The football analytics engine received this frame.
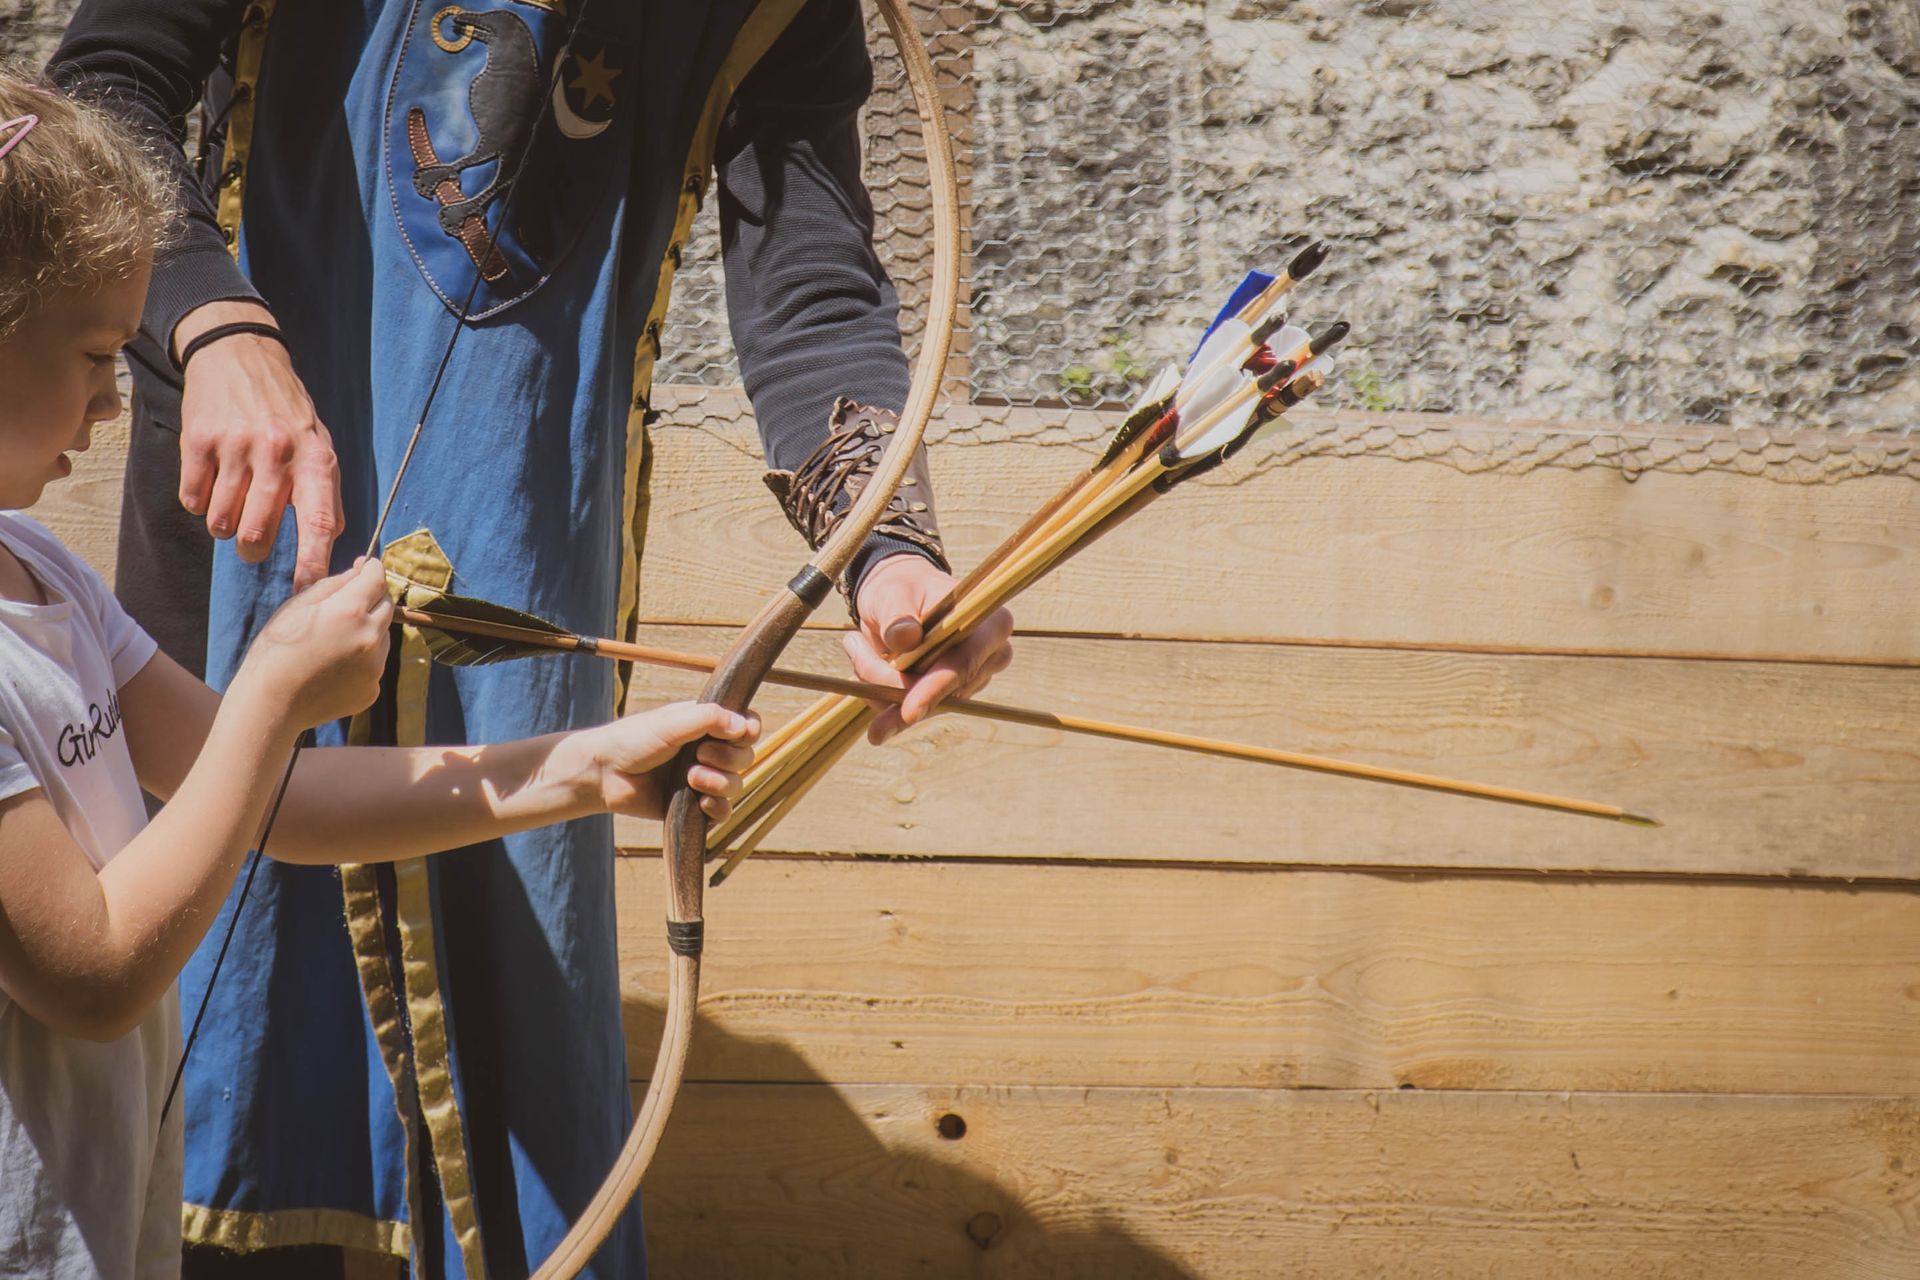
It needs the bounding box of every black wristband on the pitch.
[174,321,286,374]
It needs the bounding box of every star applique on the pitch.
[569,49,621,111]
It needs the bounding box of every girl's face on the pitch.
[0,259,148,510]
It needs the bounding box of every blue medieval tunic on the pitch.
[53,0,932,1275]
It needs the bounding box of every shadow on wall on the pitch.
[624,994,1198,1280]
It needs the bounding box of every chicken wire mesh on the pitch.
[659,0,1918,437]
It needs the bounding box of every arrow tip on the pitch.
[1308,320,1350,356]
[1256,356,1299,392]
[1617,811,1662,829]
[1251,309,1289,345]
[708,865,731,887]
[1288,240,1329,281]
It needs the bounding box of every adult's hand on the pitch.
[173,300,343,590]
[846,553,1014,745]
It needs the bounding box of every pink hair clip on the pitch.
[0,114,40,163]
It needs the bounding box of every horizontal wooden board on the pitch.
[614,627,1920,879]
[37,400,1920,664]
[641,1083,1920,1279]
[615,859,1920,1096]
[635,395,1920,665]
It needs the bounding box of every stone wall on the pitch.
[0,0,64,66]
[670,0,1919,433]
[956,1,1920,431]
[9,0,1914,431]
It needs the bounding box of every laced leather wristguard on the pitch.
[764,399,949,601]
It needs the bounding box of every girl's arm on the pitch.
[0,563,389,1041]
[243,700,753,864]
[124,633,756,867]
[0,693,290,1041]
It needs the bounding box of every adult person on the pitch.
[51,1,1011,1275]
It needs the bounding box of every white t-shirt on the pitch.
[0,511,178,1280]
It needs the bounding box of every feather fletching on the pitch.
[403,591,574,667]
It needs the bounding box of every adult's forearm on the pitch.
[719,115,914,475]
[715,0,943,598]
[49,0,264,358]
[263,733,598,865]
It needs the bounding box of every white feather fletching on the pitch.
[1172,367,1261,459]
[1298,351,1336,380]
[1267,322,1312,369]
[1129,364,1182,415]
[1182,318,1252,398]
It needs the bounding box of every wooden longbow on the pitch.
[525,2,961,1273]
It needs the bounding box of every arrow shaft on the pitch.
[708,717,867,887]
[394,606,1653,827]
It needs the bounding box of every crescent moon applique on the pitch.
[553,44,619,140]
[386,0,632,318]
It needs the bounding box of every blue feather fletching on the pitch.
[1192,270,1276,360]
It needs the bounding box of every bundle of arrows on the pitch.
[693,242,1659,882]
[395,240,1657,887]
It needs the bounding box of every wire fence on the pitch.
[10,0,1913,434]
[660,1,1918,436]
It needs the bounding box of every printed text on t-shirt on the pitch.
[58,689,123,767]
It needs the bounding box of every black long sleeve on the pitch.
[716,0,944,593]
[48,0,264,372]
[50,0,944,598]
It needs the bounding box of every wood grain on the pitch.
[615,859,1920,1096]
[614,627,1920,879]
[34,416,127,584]
[632,403,1920,665]
[36,402,1920,666]
[640,1083,1920,1279]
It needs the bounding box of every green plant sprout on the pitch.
[1059,331,1160,404]
[1346,365,1398,412]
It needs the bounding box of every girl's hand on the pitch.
[574,702,760,822]
[235,559,393,732]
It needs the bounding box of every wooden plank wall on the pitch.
[613,389,1920,1277]
[37,396,1920,1277]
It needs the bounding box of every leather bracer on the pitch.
[763,398,949,600]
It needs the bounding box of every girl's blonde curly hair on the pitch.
[0,65,175,341]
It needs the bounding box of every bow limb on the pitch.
[528,1,959,1274]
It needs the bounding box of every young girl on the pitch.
[0,78,756,1278]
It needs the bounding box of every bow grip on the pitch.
[659,576,827,949]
